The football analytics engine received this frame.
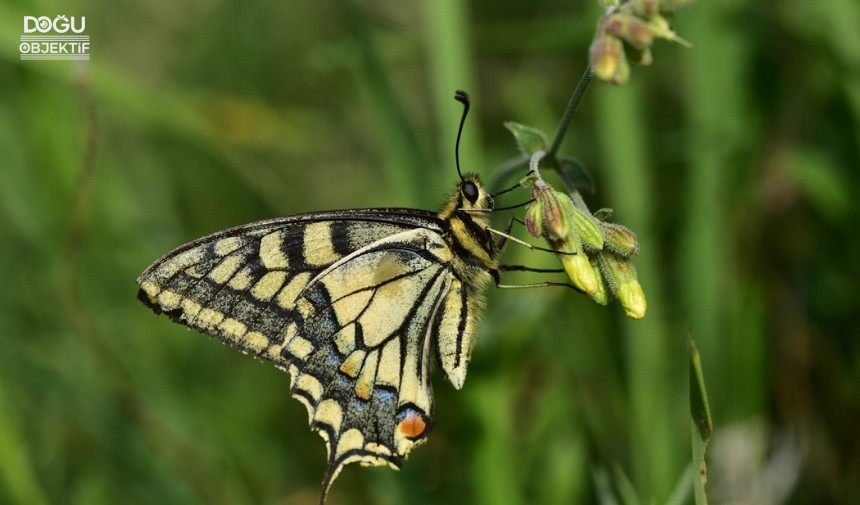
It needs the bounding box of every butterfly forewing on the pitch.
[138,210,439,362]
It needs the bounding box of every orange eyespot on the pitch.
[397,412,427,439]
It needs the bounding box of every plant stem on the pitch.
[490,65,594,196]
[547,65,594,161]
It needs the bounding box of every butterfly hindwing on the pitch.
[285,228,457,495]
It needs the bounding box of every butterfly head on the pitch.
[439,172,494,221]
[459,173,493,211]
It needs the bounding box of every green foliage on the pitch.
[689,338,713,505]
[504,121,548,156]
[1,1,859,505]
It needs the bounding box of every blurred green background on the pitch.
[1,0,858,504]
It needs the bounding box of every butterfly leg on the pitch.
[490,217,577,256]
[495,261,582,292]
[495,280,580,290]
[490,217,585,291]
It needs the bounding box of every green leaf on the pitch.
[689,336,713,505]
[559,156,596,193]
[503,121,548,156]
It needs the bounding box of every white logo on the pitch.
[20,16,89,61]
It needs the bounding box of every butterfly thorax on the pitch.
[437,174,500,288]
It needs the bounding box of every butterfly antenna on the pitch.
[454,90,470,180]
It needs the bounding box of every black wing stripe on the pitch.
[184,248,263,321]
[402,269,448,384]
[454,280,469,369]
[329,220,353,258]
[158,242,255,304]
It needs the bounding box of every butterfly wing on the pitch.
[137,209,468,498]
[287,226,458,498]
[137,209,441,360]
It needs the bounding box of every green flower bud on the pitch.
[601,222,640,256]
[572,207,605,251]
[647,14,692,47]
[529,184,576,245]
[524,200,543,238]
[612,54,631,85]
[605,13,654,49]
[632,0,660,17]
[561,251,599,295]
[589,257,610,305]
[618,277,647,319]
[599,253,647,319]
[590,34,625,82]
[520,179,596,294]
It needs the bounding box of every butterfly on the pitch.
[137,91,530,503]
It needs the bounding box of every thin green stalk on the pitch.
[549,65,594,212]
[547,65,594,161]
[490,65,593,195]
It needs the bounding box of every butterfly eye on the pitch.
[462,181,479,204]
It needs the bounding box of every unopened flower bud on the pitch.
[612,55,631,85]
[572,207,605,251]
[604,13,654,49]
[599,253,647,319]
[647,14,692,47]
[601,222,640,256]
[590,34,625,82]
[528,184,576,244]
[524,200,543,238]
[632,0,660,17]
[618,278,647,319]
[562,252,599,295]
[589,258,610,305]
[522,180,599,295]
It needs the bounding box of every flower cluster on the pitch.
[590,0,694,84]
[522,172,646,319]
[503,122,647,319]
